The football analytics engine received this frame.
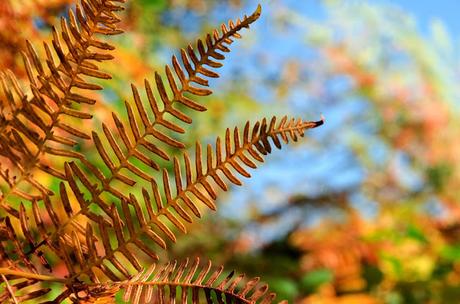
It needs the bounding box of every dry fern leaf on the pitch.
[0,1,324,303]
[0,4,263,288]
[0,0,125,213]
[37,4,261,249]
[119,258,280,304]
[69,258,284,304]
[62,116,323,282]
[74,4,262,201]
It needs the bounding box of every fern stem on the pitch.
[1,274,19,304]
[0,268,66,283]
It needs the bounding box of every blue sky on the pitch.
[216,0,460,228]
[270,0,460,38]
[379,0,459,37]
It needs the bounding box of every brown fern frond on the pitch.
[0,185,107,302]
[119,258,278,303]
[77,3,262,201]
[0,4,264,288]
[34,4,262,254]
[68,258,283,304]
[0,206,66,302]
[0,0,125,213]
[0,2,325,303]
[64,116,322,282]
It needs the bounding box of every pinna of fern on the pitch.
[0,0,323,303]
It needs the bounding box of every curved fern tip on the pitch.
[249,4,262,21]
[309,115,325,128]
[256,4,262,16]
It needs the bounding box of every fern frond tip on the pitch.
[307,116,325,129]
[247,4,262,24]
[255,4,263,18]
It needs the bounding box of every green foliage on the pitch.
[426,163,452,193]
[300,269,334,293]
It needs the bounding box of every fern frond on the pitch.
[120,258,279,304]
[63,116,322,282]
[78,4,262,201]
[33,4,262,255]
[0,2,325,303]
[0,5,264,289]
[67,258,283,304]
[0,0,125,212]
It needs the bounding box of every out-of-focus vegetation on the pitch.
[2,0,460,303]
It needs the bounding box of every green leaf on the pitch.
[426,162,452,193]
[406,225,428,244]
[363,265,383,289]
[440,245,460,261]
[300,268,334,293]
[268,278,299,302]
[138,0,167,11]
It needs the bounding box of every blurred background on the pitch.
[2,0,460,303]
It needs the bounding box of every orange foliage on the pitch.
[301,286,381,304]
[292,211,379,296]
[0,0,72,75]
